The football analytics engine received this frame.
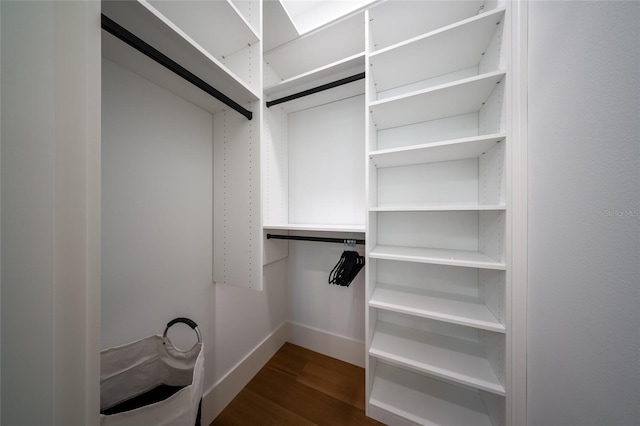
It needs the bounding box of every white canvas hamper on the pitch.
[100,318,204,426]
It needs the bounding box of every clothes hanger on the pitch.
[328,240,364,287]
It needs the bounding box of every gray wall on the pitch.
[527,1,640,424]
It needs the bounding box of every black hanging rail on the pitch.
[267,234,365,245]
[266,72,366,108]
[101,14,253,121]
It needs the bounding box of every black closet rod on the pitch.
[266,72,366,108]
[267,234,365,245]
[101,14,253,121]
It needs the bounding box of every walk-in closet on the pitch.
[2,1,638,425]
[97,0,583,423]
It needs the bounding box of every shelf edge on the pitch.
[265,52,366,94]
[369,247,506,270]
[369,7,506,58]
[263,224,366,233]
[368,70,506,108]
[369,205,507,212]
[369,299,506,333]
[368,132,506,158]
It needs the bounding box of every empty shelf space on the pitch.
[271,79,365,113]
[370,283,505,333]
[369,245,505,270]
[265,52,365,96]
[147,0,259,58]
[265,12,364,82]
[101,0,260,107]
[369,8,505,93]
[369,71,505,130]
[368,0,486,52]
[370,321,505,395]
[369,362,494,426]
[369,133,506,168]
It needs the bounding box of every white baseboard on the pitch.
[287,321,365,368]
[200,321,288,425]
[201,321,365,424]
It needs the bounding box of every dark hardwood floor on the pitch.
[211,343,385,426]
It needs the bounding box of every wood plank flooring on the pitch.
[211,343,385,426]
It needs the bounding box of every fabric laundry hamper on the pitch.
[100,318,204,426]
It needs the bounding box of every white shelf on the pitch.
[276,80,365,113]
[370,204,506,212]
[369,133,506,168]
[102,0,260,115]
[264,224,365,233]
[370,362,494,426]
[368,0,485,52]
[370,283,505,333]
[365,1,512,424]
[369,245,505,270]
[265,12,364,81]
[265,52,365,96]
[369,8,505,93]
[370,321,505,395]
[369,71,505,130]
[147,0,259,58]
[265,52,366,113]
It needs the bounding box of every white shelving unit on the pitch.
[370,282,505,333]
[369,8,505,94]
[365,1,511,425]
[265,11,364,85]
[102,0,263,290]
[263,7,366,239]
[370,321,505,395]
[265,52,365,97]
[369,133,506,168]
[369,70,506,129]
[369,245,505,270]
[102,0,260,114]
[264,224,365,233]
[368,0,488,52]
[147,0,259,58]
[369,362,494,426]
[265,52,365,113]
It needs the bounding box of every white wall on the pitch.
[527,2,640,425]
[287,233,366,364]
[284,96,367,365]
[1,1,101,424]
[101,58,214,351]
[102,58,288,408]
[288,95,366,226]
